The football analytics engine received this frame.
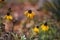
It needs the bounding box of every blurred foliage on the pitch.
[43,0,60,22]
[0,1,6,8]
[0,19,2,25]
[38,22,58,40]
[0,19,60,40]
[11,32,19,40]
[0,3,4,8]
[19,0,24,3]
[28,0,39,5]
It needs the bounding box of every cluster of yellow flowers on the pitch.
[33,24,49,35]
[24,10,49,34]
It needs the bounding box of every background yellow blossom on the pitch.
[33,27,39,33]
[41,24,49,31]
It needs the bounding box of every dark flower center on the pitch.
[7,12,10,16]
[28,10,32,14]
[44,22,47,26]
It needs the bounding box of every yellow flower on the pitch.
[0,0,4,2]
[24,10,35,19]
[33,27,39,33]
[41,24,49,31]
[4,15,13,21]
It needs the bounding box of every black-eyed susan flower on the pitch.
[4,12,13,21]
[41,22,49,31]
[0,0,4,2]
[24,10,35,19]
[33,26,39,34]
